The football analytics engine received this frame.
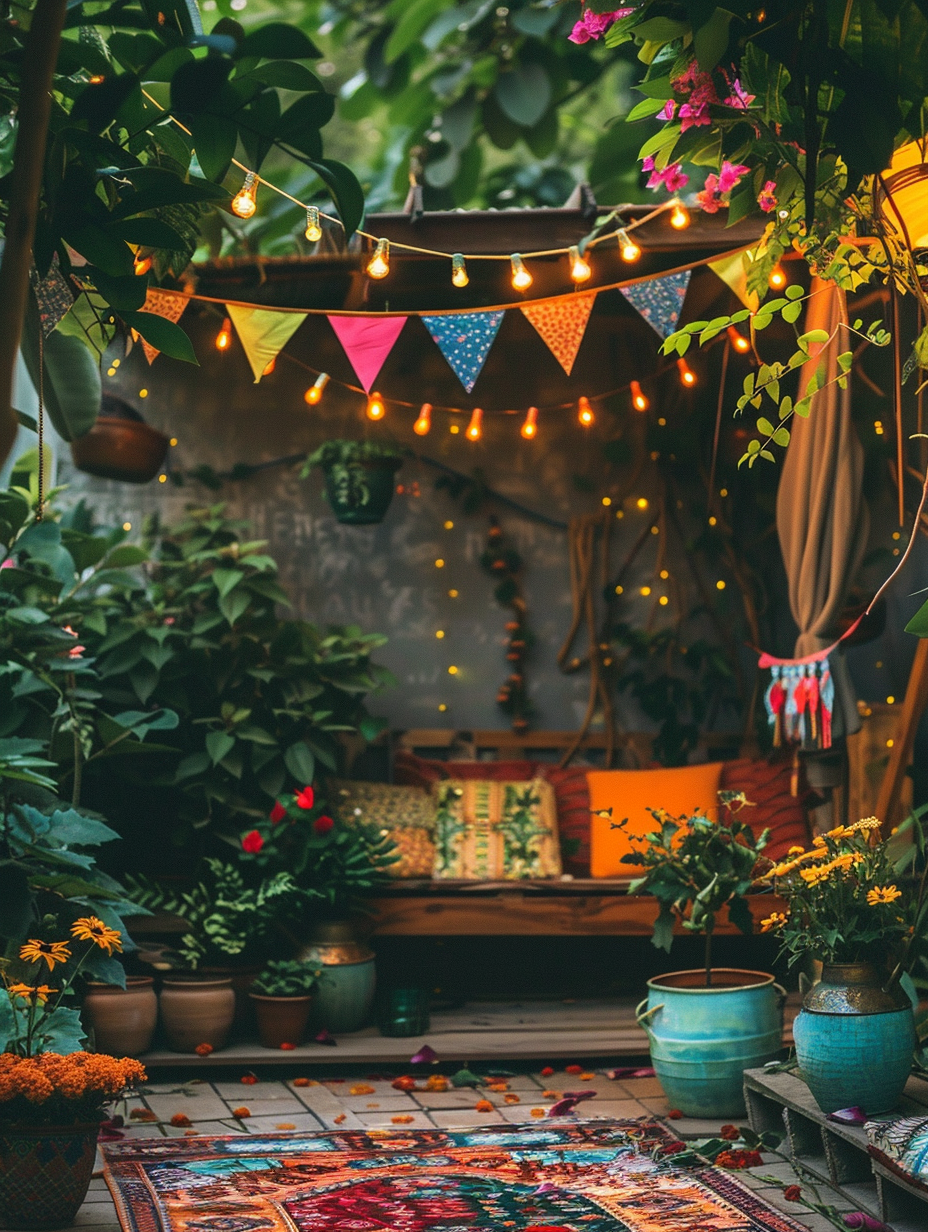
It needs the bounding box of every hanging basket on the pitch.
[70,416,169,484]
[321,457,402,525]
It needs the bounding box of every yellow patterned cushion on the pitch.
[432,779,562,880]
[330,781,436,879]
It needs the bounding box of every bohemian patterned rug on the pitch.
[103,1121,805,1232]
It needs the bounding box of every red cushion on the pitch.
[719,756,811,862]
[540,765,591,876]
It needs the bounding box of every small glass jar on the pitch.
[378,987,431,1037]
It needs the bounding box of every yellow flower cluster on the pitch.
[71,917,122,955]
[760,911,788,932]
[799,851,862,886]
[767,847,830,878]
[0,1053,146,1105]
[6,983,57,1003]
[19,940,71,971]
[867,885,902,906]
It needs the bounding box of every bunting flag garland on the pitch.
[32,254,73,337]
[228,304,308,382]
[708,249,758,312]
[421,310,505,393]
[620,270,691,339]
[520,292,596,375]
[327,315,408,392]
[137,288,191,364]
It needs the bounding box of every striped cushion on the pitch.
[719,757,811,862]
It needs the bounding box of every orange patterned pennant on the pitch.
[138,289,190,364]
[520,292,596,375]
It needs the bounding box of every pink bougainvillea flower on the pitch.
[241,829,264,854]
[641,155,655,173]
[61,625,86,658]
[658,99,676,120]
[724,77,755,109]
[679,101,712,132]
[568,6,635,44]
[696,174,722,213]
[717,161,749,193]
[269,801,286,824]
[295,785,315,810]
[314,814,334,836]
[661,163,689,193]
[758,180,778,212]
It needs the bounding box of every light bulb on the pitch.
[727,325,751,352]
[231,172,258,219]
[215,317,232,351]
[630,380,649,412]
[510,253,532,291]
[521,406,538,439]
[769,263,787,289]
[414,403,432,435]
[677,357,696,386]
[669,202,690,229]
[262,357,276,376]
[304,373,329,405]
[466,407,483,440]
[578,396,594,426]
[366,391,386,420]
[367,238,390,279]
[304,206,322,243]
[133,254,152,276]
[451,253,469,288]
[619,229,641,262]
[569,245,592,284]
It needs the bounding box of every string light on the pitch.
[304,373,330,405]
[726,325,750,352]
[769,264,787,289]
[215,317,232,350]
[304,206,322,242]
[669,202,690,229]
[630,380,649,412]
[366,391,386,420]
[133,254,152,276]
[677,357,696,386]
[231,172,258,219]
[139,388,148,398]
[577,396,594,426]
[451,253,469,288]
[521,406,539,439]
[618,229,641,262]
[466,407,483,440]
[510,253,532,291]
[414,403,433,435]
[367,238,390,279]
[568,245,592,284]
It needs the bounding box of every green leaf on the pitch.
[120,309,198,364]
[212,567,245,599]
[798,328,830,351]
[170,57,233,114]
[304,159,365,238]
[206,730,235,765]
[187,113,237,182]
[782,301,803,324]
[772,427,791,446]
[218,586,250,626]
[110,218,186,249]
[905,597,928,637]
[494,64,552,128]
[694,9,732,72]
[756,417,775,435]
[384,0,448,63]
[237,23,322,60]
[284,740,316,785]
[625,97,669,121]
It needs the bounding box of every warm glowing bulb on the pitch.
[619,230,641,262]
[448,665,458,675]
[262,357,276,376]
[304,206,322,242]
[139,389,148,398]
[231,172,258,219]
[215,317,232,351]
[123,522,132,531]
[510,253,532,291]
[677,357,696,387]
[367,238,390,279]
[304,373,330,405]
[669,202,690,230]
[769,264,787,289]
[414,403,433,435]
[521,406,539,439]
[466,407,483,441]
[636,497,648,509]
[569,245,592,284]
[133,254,152,276]
[451,253,469,288]
[630,380,649,412]
[158,473,167,483]
[577,396,594,426]
[366,391,386,420]
[727,325,750,352]
[716,579,726,590]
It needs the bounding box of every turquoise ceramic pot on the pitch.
[793,962,916,1115]
[298,921,376,1035]
[637,968,785,1117]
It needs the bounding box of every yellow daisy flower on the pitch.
[787,846,805,856]
[760,912,788,932]
[19,939,71,971]
[71,916,122,955]
[6,983,35,1000]
[866,885,902,906]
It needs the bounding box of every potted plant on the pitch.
[757,816,922,1115]
[0,918,145,1230]
[302,439,405,524]
[622,793,784,1117]
[249,959,321,1048]
[70,397,170,485]
[82,974,157,1059]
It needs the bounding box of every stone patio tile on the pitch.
[497,1105,556,1123]
[212,1081,293,1100]
[429,1108,506,1127]
[145,1092,230,1122]
[70,1212,120,1228]
[636,1095,673,1116]
[482,1075,544,1090]
[671,1116,750,1139]
[218,1096,307,1118]
[356,1112,436,1129]
[311,1108,365,1130]
[575,1100,649,1119]
[141,1081,213,1094]
[162,1119,249,1137]
[325,1080,407,1097]
[286,1081,345,1110]
[241,1114,325,1133]
[341,1094,419,1112]
[116,1124,167,1139]
[413,1090,493,1109]
[609,1077,666,1097]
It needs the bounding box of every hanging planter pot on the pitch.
[304,440,404,525]
[70,396,169,484]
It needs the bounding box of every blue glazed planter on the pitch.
[793,962,916,1115]
[298,921,377,1035]
[637,968,785,1117]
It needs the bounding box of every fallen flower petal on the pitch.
[783,1186,802,1201]
[130,1108,159,1122]
[275,1123,296,1130]
[315,1030,337,1046]
[392,1114,415,1124]
[240,1074,258,1085]
[232,1107,251,1118]
[719,1124,740,1140]
[843,1216,893,1231]
[667,1109,684,1119]
[565,1064,583,1075]
[547,1091,597,1117]
[606,1066,655,1080]
[195,1042,214,1057]
[392,1075,417,1092]
[410,1044,438,1065]
[279,1042,296,1051]
[475,1099,494,1112]
[351,1084,376,1095]
[333,1114,346,1124]
[504,1093,520,1104]
[827,1106,868,1125]
[530,1108,545,1117]
[292,1077,312,1087]
[540,1066,555,1077]
[170,1113,191,1127]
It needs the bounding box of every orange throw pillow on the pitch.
[588,763,724,877]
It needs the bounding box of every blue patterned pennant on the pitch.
[421,310,505,393]
[620,270,691,339]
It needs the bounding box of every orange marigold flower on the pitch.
[195,1043,214,1057]
[580,1072,595,1081]
[424,1074,449,1091]
[474,1099,493,1112]
[19,939,71,971]
[504,1093,520,1104]
[391,1115,415,1124]
[275,1123,296,1130]
[241,1074,258,1085]
[719,1124,740,1140]
[130,1108,158,1122]
[391,1076,417,1092]
[232,1106,251,1118]
[292,1078,311,1087]
[350,1084,375,1095]
[170,1113,191,1126]
[542,1090,559,1099]
[530,1108,545,1117]
[333,1113,346,1124]
[71,916,122,954]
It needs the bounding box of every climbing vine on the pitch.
[480,517,534,733]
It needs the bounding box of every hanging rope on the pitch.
[36,328,44,521]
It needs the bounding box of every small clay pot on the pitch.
[71,416,169,483]
[159,976,235,1053]
[82,976,157,1057]
[249,994,314,1049]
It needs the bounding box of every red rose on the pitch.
[666,1109,684,1119]
[540,1066,555,1077]
[314,814,334,835]
[783,1186,802,1202]
[195,1042,214,1057]
[270,802,286,824]
[719,1124,740,1140]
[295,785,315,810]
[565,1064,583,1075]
[242,829,264,854]
[716,1149,763,1170]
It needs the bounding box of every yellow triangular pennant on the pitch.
[708,248,758,312]
[137,289,190,364]
[227,304,307,382]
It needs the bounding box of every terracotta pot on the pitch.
[83,976,157,1057]
[198,965,261,1028]
[0,1120,99,1230]
[159,976,235,1053]
[70,416,169,483]
[249,994,314,1049]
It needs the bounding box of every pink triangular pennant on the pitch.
[327,315,407,391]
[520,292,596,375]
[138,289,190,364]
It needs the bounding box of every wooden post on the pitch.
[875,638,928,827]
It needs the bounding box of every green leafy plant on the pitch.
[620,792,768,983]
[251,958,320,998]
[303,440,406,514]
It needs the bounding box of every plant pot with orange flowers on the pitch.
[0,917,146,1230]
